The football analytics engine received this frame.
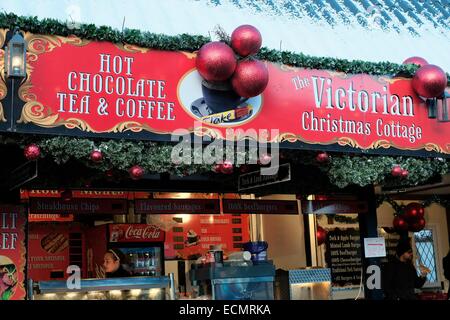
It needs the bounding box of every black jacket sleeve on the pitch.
[414,274,427,289]
[381,261,397,299]
[444,255,450,280]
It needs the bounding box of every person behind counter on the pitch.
[103,249,131,278]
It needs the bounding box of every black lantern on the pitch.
[4,28,27,78]
[436,89,449,122]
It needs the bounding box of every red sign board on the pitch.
[135,199,220,214]
[8,31,448,156]
[222,199,299,214]
[109,224,165,243]
[0,206,26,300]
[29,198,127,215]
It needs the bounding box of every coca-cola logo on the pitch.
[124,225,161,240]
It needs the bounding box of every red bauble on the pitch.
[231,25,262,57]
[316,152,330,163]
[405,202,425,222]
[220,161,234,174]
[401,169,409,178]
[213,164,222,173]
[90,150,103,163]
[231,59,269,98]
[402,56,428,67]
[412,64,447,98]
[24,144,41,160]
[391,165,403,177]
[258,153,272,165]
[129,165,144,180]
[393,216,409,231]
[196,41,237,82]
[408,218,426,232]
[316,226,327,246]
[239,164,250,173]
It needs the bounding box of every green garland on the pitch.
[377,194,450,213]
[2,11,449,82]
[321,155,449,189]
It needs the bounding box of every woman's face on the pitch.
[103,253,120,273]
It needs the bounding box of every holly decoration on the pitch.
[316,226,327,246]
[90,150,103,163]
[220,161,234,174]
[403,56,428,67]
[391,165,403,177]
[393,216,409,232]
[196,41,237,82]
[258,153,272,165]
[129,165,144,180]
[412,64,447,98]
[24,144,41,161]
[316,152,330,163]
[231,24,262,57]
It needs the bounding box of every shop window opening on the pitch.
[413,229,438,287]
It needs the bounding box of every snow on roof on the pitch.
[1,0,449,71]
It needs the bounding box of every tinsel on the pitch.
[1,12,449,82]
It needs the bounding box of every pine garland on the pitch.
[377,194,450,213]
[1,11,449,82]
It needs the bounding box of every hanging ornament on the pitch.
[129,165,144,180]
[213,164,222,173]
[196,41,237,82]
[412,64,447,98]
[24,144,41,161]
[391,165,403,177]
[316,152,330,163]
[393,216,409,231]
[401,169,409,178]
[316,226,327,246]
[258,153,272,165]
[90,150,103,163]
[408,217,426,232]
[405,202,425,221]
[230,25,262,57]
[231,59,269,98]
[402,56,428,67]
[220,161,234,174]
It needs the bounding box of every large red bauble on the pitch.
[129,165,144,180]
[316,226,327,246]
[196,42,236,82]
[412,64,447,98]
[24,144,41,160]
[220,161,234,174]
[90,150,103,163]
[405,202,425,222]
[402,56,428,67]
[231,59,269,98]
[391,165,403,177]
[408,218,426,232]
[393,216,409,231]
[231,25,262,57]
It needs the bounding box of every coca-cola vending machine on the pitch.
[108,224,165,276]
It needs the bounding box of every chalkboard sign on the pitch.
[324,227,362,287]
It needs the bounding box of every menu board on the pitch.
[156,214,250,260]
[0,206,26,300]
[324,227,362,287]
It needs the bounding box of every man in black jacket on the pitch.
[443,250,450,299]
[382,239,429,300]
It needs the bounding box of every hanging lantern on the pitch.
[4,28,27,78]
[436,89,450,122]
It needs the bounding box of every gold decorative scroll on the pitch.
[181,51,197,60]
[0,47,6,122]
[18,101,60,127]
[0,29,7,48]
[279,65,299,72]
[114,43,149,54]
